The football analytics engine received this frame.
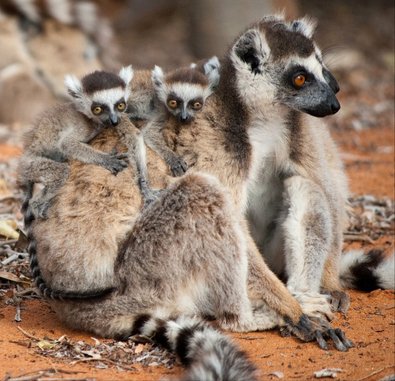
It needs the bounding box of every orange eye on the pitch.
[192,101,202,110]
[167,99,178,109]
[93,106,102,115]
[293,74,306,88]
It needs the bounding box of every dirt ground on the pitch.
[0,125,394,381]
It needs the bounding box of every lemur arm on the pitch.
[116,118,160,206]
[142,119,188,177]
[241,219,351,350]
[59,134,128,175]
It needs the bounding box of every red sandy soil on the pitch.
[0,127,394,381]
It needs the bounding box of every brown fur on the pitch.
[28,16,352,353]
[31,68,304,331]
[166,67,209,86]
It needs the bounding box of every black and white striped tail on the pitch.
[22,183,114,300]
[127,315,258,381]
[340,250,395,291]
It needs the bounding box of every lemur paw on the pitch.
[104,152,129,175]
[292,291,334,321]
[142,189,164,208]
[169,157,189,177]
[30,199,51,219]
[283,314,354,352]
[323,290,350,314]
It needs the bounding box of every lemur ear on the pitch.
[231,29,269,75]
[204,56,221,89]
[291,16,317,39]
[64,74,83,99]
[119,65,134,85]
[204,56,220,74]
[151,65,164,88]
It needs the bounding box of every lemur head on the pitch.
[65,66,133,126]
[229,15,340,117]
[152,57,220,123]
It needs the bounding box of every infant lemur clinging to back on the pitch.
[19,66,155,219]
[142,57,220,176]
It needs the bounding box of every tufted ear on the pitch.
[119,65,134,86]
[204,56,221,89]
[291,16,317,39]
[64,74,83,99]
[151,65,165,89]
[231,29,269,75]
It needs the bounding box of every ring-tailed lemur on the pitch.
[133,15,356,348]
[143,57,220,176]
[230,15,394,315]
[19,66,157,299]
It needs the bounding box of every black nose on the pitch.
[109,114,119,126]
[178,114,191,124]
[331,98,341,114]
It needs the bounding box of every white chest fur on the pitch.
[246,109,290,245]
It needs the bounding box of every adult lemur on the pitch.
[24,16,356,380]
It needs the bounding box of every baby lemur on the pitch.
[142,57,220,176]
[19,67,156,300]
[19,66,154,218]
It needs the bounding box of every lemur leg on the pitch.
[19,156,69,218]
[134,134,164,206]
[281,175,333,319]
[322,248,350,314]
[116,120,163,206]
[245,230,301,328]
[120,173,257,331]
[54,173,256,337]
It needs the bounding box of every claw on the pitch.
[284,314,314,342]
[279,326,292,337]
[315,330,328,350]
[116,153,129,160]
[324,290,350,314]
[170,157,189,177]
[335,328,354,349]
[284,314,353,352]
[327,328,347,352]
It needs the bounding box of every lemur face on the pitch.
[231,15,340,117]
[65,66,134,126]
[165,84,206,123]
[88,87,128,127]
[152,62,220,124]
